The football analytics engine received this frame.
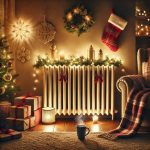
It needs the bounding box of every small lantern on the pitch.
[42,107,55,124]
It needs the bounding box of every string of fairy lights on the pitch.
[32,68,40,91]
[136,5,150,36]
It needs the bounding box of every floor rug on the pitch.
[1,132,150,150]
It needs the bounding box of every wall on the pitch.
[9,0,135,113]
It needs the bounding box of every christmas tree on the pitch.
[0,31,19,101]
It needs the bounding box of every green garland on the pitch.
[64,4,95,36]
[33,56,122,68]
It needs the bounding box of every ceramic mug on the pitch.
[77,125,90,141]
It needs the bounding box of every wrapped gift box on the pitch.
[28,116,36,128]
[10,105,31,119]
[6,116,35,131]
[33,108,42,125]
[0,101,11,129]
[14,96,42,112]
[0,129,22,142]
[0,101,11,119]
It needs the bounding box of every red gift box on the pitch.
[14,96,42,112]
[33,108,42,125]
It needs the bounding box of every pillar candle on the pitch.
[89,45,95,60]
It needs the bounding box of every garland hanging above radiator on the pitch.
[43,65,116,120]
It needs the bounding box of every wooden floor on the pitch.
[30,119,120,132]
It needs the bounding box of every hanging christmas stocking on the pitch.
[101,13,128,52]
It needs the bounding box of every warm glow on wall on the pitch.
[10,18,33,43]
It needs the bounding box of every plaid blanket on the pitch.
[98,77,150,140]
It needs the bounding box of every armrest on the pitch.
[116,75,143,117]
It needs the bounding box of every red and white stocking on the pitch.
[101,13,128,52]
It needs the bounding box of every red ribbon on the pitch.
[59,73,67,82]
[15,95,31,118]
[95,74,103,84]
[16,94,40,110]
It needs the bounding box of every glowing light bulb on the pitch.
[7,55,11,59]
[33,87,37,91]
[85,15,91,22]
[67,13,73,21]
[35,70,40,74]
[73,8,80,14]
[121,68,126,73]
[32,73,36,77]
[11,85,14,88]
[34,79,39,83]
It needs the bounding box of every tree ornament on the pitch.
[17,46,31,63]
[64,4,95,36]
[3,73,12,81]
[102,13,128,51]
[36,16,56,44]
[10,18,33,43]
[0,86,5,95]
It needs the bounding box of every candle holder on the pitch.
[42,107,55,124]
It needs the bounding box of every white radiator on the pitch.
[43,65,115,120]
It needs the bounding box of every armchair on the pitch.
[117,48,150,128]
